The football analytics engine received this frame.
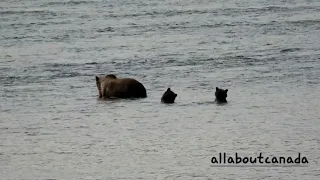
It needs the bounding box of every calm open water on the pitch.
[1,0,320,179]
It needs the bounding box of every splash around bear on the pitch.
[161,88,177,104]
[95,74,147,99]
[215,87,228,103]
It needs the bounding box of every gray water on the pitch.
[1,0,320,179]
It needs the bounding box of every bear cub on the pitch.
[161,88,177,104]
[215,87,228,103]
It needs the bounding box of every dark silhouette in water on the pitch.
[161,88,177,104]
[215,87,228,103]
[95,74,147,99]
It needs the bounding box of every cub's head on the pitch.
[215,87,228,102]
[161,88,177,104]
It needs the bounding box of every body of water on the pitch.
[1,0,319,179]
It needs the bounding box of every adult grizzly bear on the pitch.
[215,87,228,103]
[95,74,147,99]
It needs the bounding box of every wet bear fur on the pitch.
[161,88,177,104]
[95,74,147,99]
[215,87,228,103]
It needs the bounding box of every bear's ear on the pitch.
[167,88,171,91]
[225,89,228,92]
[216,87,219,91]
[95,76,99,81]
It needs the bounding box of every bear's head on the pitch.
[161,88,177,104]
[215,87,228,102]
[105,74,117,79]
[95,76,102,98]
[95,74,118,98]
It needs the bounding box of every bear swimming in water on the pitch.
[161,88,177,104]
[95,74,147,99]
[215,87,228,103]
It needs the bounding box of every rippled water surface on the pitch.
[1,0,320,179]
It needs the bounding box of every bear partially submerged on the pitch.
[215,87,228,103]
[161,88,177,104]
[95,74,147,99]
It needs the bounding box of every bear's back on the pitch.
[105,78,147,98]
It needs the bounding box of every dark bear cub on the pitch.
[215,87,228,103]
[161,88,177,104]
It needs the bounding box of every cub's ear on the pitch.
[167,88,171,91]
[95,76,99,81]
[225,89,228,92]
[216,87,219,91]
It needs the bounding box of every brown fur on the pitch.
[95,74,147,99]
